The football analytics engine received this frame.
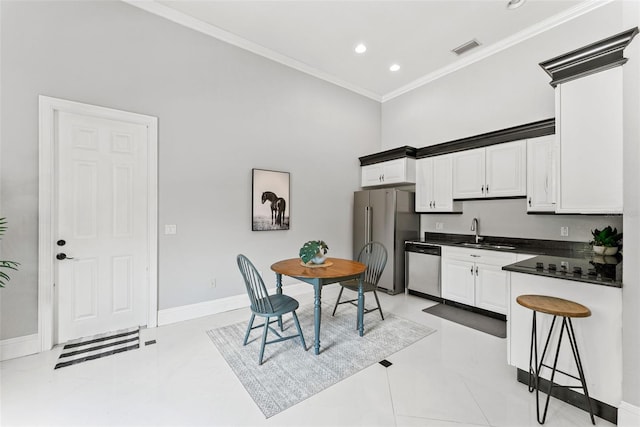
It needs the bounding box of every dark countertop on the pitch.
[405,232,622,287]
[502,254,622,288]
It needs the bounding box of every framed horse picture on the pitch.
[252,169,290,231]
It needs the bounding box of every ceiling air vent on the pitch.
[452,39,481,56]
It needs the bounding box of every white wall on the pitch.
[419,199,623,243]
[0,1,380,339]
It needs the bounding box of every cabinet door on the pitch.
[485,140,526,197]
[361,164,383,187]
[452,148,485,199]
[432,155,458,211]
[381,158,406,184]
[527,136,557,212]
[415,158,433,212]
[475,263,509,315]
[556,67,623,213]
[441,258,475,305]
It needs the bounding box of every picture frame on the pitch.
[252,169,290,231]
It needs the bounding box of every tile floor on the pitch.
[1,285,614,426]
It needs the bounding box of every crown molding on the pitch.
[381,0,615,103]
[540,26,638,86]
[122,0,382,102]
[124,0,613,104]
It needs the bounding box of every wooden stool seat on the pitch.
[517,294,591,318]
[516,293,595,424]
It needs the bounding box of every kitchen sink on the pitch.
[458,242,516,250]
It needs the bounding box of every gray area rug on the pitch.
[422,304,506,338]
[208,304,436,418]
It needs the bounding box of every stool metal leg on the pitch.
[566,318,596,425]
[527,312,596,425]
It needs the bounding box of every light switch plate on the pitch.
[560,226,569,237]
[165,224,177,235]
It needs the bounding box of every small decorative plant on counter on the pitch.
[0,217,20,288]
[590,226,623,256]
[299,240,329,265]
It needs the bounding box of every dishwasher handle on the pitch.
[404,243,441,256]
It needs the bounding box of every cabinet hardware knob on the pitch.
[486,185,489,193]
[470,266,474,275]
[481,185,484,194]
[528,197,532,206]
[475,266,479,276]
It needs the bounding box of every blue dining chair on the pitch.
[237,254,307,365]
[331,241,388,320]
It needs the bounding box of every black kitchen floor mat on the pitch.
[422,304,506,338]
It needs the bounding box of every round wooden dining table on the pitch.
[270,257,366,355]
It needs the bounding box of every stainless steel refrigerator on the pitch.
[353,189,419,295]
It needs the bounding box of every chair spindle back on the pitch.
[237,254,274,313]
[358,242,388,287]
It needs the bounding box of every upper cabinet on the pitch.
[526,135,557,212]
[452,140,526,199]
[539,27,638,214]
[359,146,416,188]
[361,157,416,187]
[415,154,461,213]
[554,68,623,214]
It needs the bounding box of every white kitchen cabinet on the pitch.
[415,155,461,212]
[526,135,557,212]
[452,140,526,199]
[555,67,623,214]
[441,247,516,315]
[441,257,476,305]
[361,158,416,187]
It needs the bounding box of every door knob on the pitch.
[56,253,74,260]
[57,239,66,246]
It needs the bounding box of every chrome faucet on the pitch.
[471,218,482,243]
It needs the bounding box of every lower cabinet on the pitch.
[441,247,517,315]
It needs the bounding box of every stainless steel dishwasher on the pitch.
[405,241,442,301]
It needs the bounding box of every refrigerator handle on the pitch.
[366,206,373,243]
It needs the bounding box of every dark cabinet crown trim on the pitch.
[359,145,416,166]
[539,27,639,87]
[416,118,554,159]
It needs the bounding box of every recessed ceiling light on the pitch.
[506,0,526,9]
[355,43,367,54]
[390,64,400,72]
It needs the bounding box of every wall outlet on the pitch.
[164,224,177,235]
[435,222,444,230]
[210,278,217,288]
[560,226,569,237]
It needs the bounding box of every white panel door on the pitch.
[441,258,475,306]
[485,140,527,198]
[526,136,557,212]
[452,148,485,199]
[475,263,509,315]
[432,154,455,211]
[556,67,623,213]
[415,157,433,212]
[57,111,149,343]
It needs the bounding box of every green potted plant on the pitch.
[590,226,622,256]
[0,217,20,287]
[299,240,329,265]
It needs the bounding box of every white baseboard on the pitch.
[619,401,640,426]
[157,282,313,326]
[0,333,40,361]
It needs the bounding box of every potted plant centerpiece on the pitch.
[299,240,329,265]
[590,226,622,256]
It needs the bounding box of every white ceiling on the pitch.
[128,0,609,101]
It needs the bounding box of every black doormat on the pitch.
[55,327,140,369]
[422,304,506,338]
